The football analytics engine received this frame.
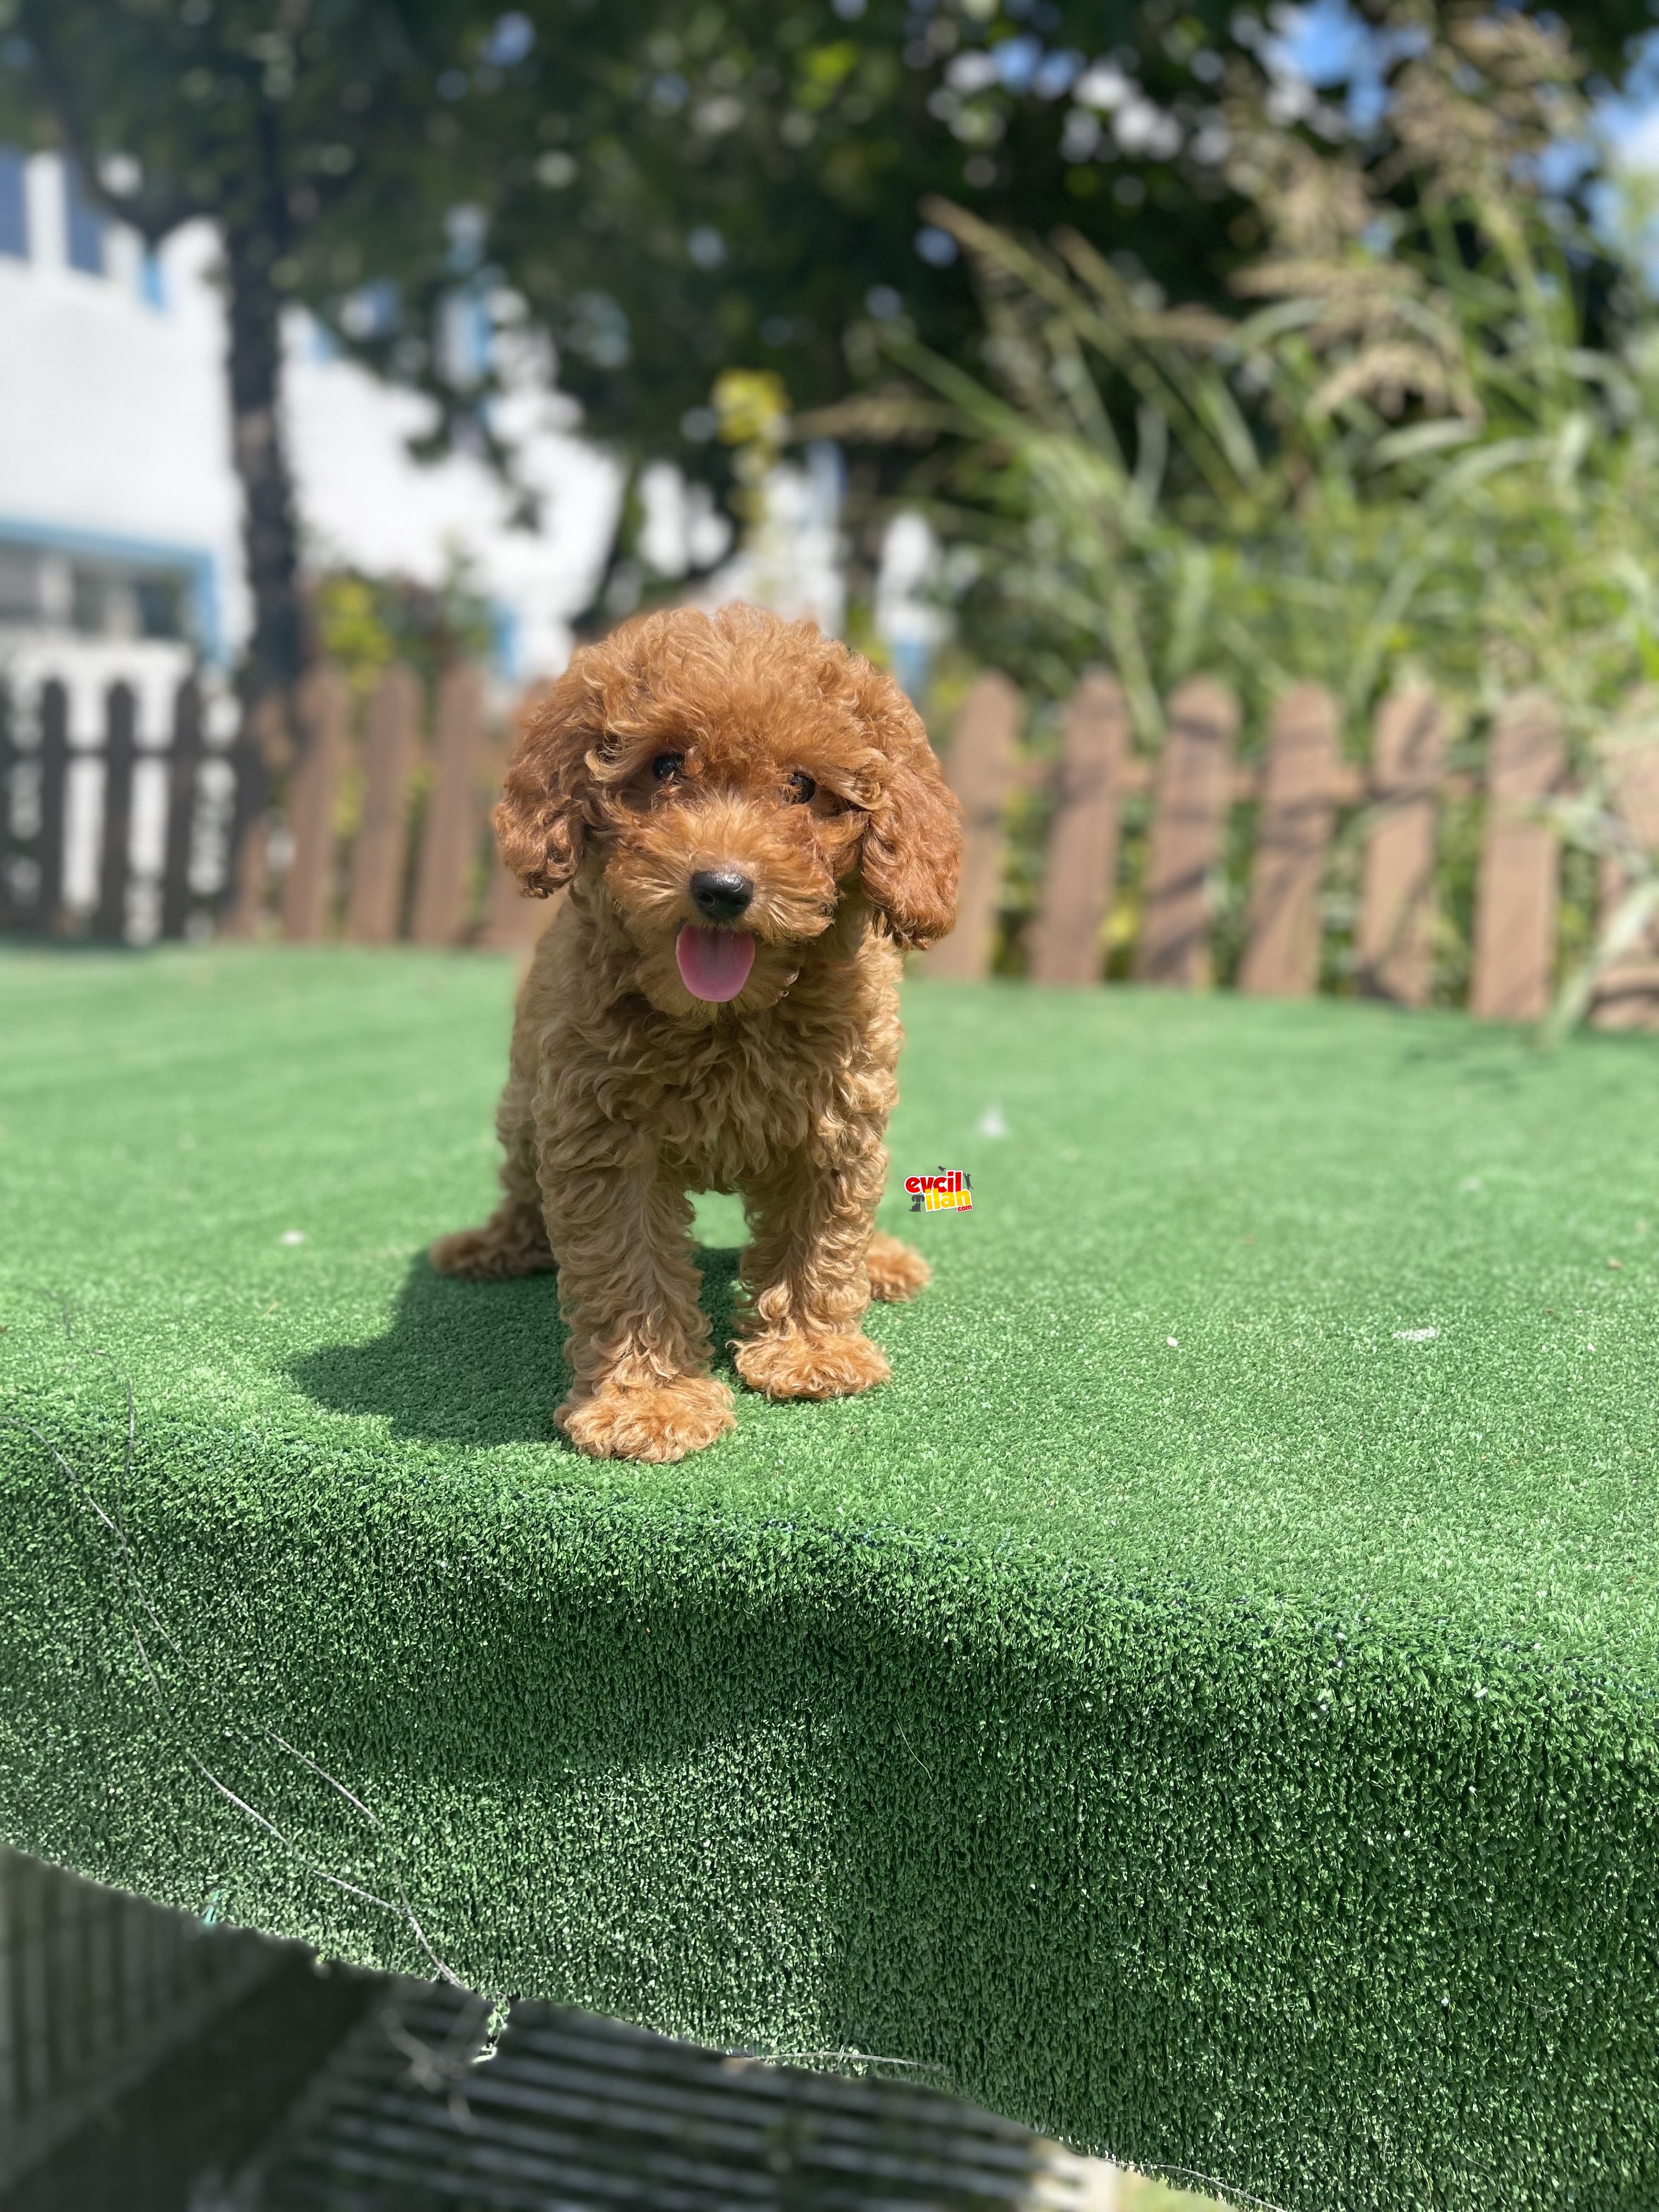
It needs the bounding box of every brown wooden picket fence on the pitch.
[0,667,236,944]
[230,661,542,951]
[4,653,1658,1028]
[926,669,1659,1030]
[0,660,541,953]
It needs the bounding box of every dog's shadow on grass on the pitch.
[290,1248,745,1447]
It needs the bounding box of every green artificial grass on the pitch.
[3,946,1658,2211]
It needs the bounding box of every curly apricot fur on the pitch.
[430,604,962,1463]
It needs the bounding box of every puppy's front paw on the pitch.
[734,1331,891,1402]
[866,1233,930,1303]
[557,1375,735,1463]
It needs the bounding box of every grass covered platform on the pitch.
[3,946,1657,2210]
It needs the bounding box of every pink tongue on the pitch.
[676,924,756,1003]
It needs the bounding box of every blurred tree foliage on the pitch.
[0,0,1260,639]
[371,6,1233,420]
[294,0,1659,591]
[300,0,1252,593]
[3,0,1657,653]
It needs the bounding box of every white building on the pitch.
[0,140,945,743]
[0,146,619,697]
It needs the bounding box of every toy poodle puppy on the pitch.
[429,603,962,1463]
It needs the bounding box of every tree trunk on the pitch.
[219,123,309,934]
[223,213,308,720]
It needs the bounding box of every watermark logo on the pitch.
[905,1168,972,1214]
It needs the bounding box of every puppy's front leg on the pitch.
[544,1137,734,1463]
[734,1140,891,1402]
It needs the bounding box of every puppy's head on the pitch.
[495,605,961,1019]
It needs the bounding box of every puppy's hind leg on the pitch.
[430,1205,553,1282]
[429,1081,556,1282]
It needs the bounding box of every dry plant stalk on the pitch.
[815,1,1659,1018]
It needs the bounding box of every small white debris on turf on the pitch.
[1393,1327,1438,1341]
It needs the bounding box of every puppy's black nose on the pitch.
[690,869,754,922]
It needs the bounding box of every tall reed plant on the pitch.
[813,5,1659,1006]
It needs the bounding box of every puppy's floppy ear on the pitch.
[493,667,597,897]
[855,669,962,951]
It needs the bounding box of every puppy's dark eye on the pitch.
[787,770,817,804]
[652,753,684,784]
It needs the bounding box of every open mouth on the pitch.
[675,923,757,1003]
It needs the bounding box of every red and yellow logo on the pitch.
[905,1169,972,1214]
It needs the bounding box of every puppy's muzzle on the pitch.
[690,868,754,923]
